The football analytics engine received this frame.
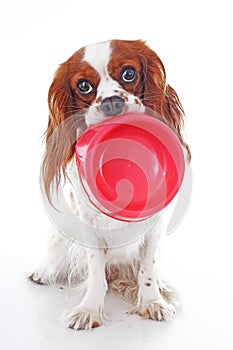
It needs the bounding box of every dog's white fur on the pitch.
[30,41,184,330]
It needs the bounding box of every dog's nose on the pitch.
[100,96,125,117]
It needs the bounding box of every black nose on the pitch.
[100,96,125,117]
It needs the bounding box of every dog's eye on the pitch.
[77,80,93,95]
[121,67,137,83]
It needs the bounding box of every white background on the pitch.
[0,0,233,349]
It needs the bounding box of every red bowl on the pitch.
[75,113,185,221]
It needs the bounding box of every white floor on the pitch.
[1,236,233,350]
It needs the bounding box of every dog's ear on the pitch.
[138,40,191,160]
[48,63,75,129]
[42,62,79,202]
[162,84,191,161]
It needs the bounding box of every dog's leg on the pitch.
[61,245,108,330]
[131,216,176,321]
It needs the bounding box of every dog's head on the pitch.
[43,40,190,200]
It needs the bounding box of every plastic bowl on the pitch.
[75,113,185,221]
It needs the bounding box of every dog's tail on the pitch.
[109,279,139,305]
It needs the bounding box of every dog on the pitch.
[29,39,191,330]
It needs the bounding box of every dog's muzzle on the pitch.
[100,96,125,117]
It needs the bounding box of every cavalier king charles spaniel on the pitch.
[29,40,191,330]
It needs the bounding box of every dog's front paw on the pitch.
[130,300,176,321]
[61,308,106,330]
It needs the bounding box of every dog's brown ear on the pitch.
[138,41,191,161]
[48,63,76,128]
[42,62,78,202]
[162,84,191,161]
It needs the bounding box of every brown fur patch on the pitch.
[92,321,100,328]
[96,96,102,103]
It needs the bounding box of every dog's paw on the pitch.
[61,308,106,330]
[28,271,49,286]
[130,300,176,321]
